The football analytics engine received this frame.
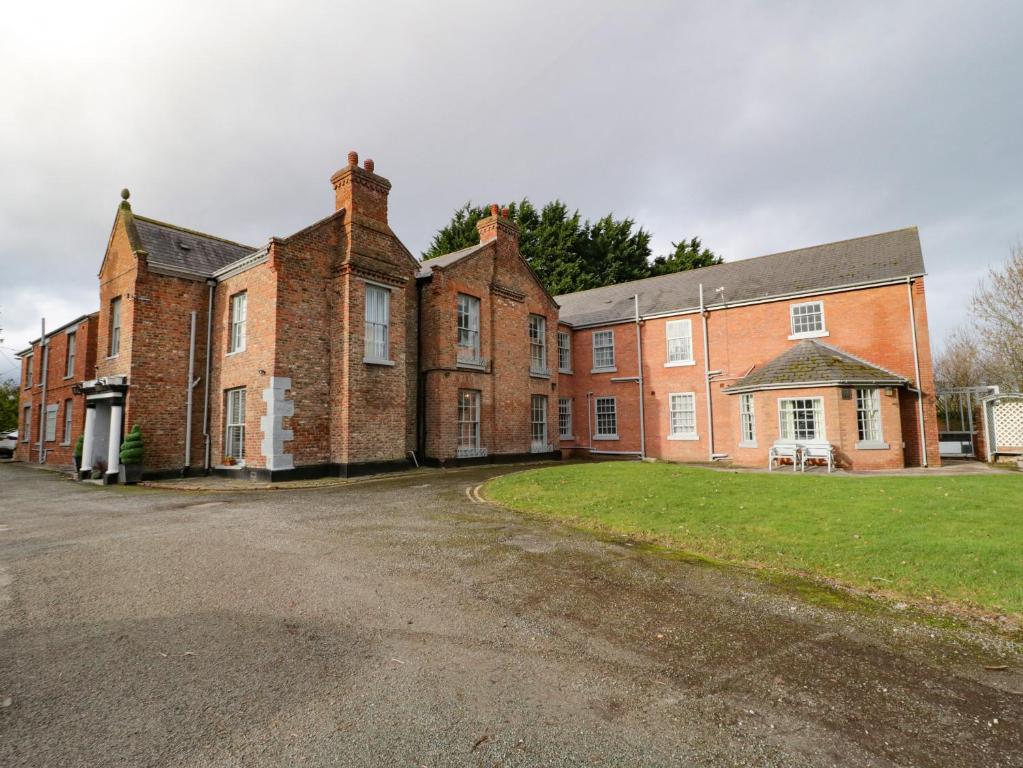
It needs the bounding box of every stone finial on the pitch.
[490,203,499,217]
[120,188,130,201]
[363,158,375,173]
[348,150,359,166]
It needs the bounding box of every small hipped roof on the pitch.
[723,340,908,393]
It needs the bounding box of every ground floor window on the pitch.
[531,395,548,450]
[740,393,755,445]
[457,389,481,455]
[45,404,58,442]
[558,398,572,439]
[856,388,883,443]
[594,396,618,439]
[63,399,73,444]
[778,397,824,441]
[22,405,31,442]
[225,388,246,463]
[668,392,697,438]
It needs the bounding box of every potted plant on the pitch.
[118,424,144,484]
[223,455,237,466]
[73,434,84,475]
[91,459,107,481]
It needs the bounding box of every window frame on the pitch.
[44,403,58,443]
[456,293,482,366]
[109,296,122,357]
[528,314,549,377]
[739,393,756,447]
[777,397,826,442]
[24,353,33,389]
[855,387,887,448]
[665,319,695,367]
[22,404,31,442]
[363,282,393,365]
[65,331,76,378]
[530,394,549,451]
[591,330,616,372]
[557,331,572,373]
[558,397,573,440]
[667,392,698,440]
[228,291,247,355]
[224,387,247,464]
[594,396,619,440]
[788,300,828,340]
[456,389,482,456]
[62,399,73,445]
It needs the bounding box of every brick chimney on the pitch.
[330,150,391,223]
[476,203,518,245]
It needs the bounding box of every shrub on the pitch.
[73,434,84,459]
[119,424,144,465]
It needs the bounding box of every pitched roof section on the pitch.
[555,227,924,327]
[417,242,489,278]
[724,340,908,393]
[133,215,258,277]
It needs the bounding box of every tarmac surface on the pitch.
[1,461,1021,767]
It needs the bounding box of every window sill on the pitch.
[559,435,574,441]
[855,441,890,450]
[787,330,829,341]
[738,440,758,449]
[593,434,619,441]
[558,368,573,375]
[216,463,246,470]
[529,371,551,380]
[590,367,617,374]
[105,354,119,360]
[226,348,246,357]
[63,375,74,381]
[60,441,71,447]
[364,357,395,367]
[667,433,700,441]
[664,360,696,368]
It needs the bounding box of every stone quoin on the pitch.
[14,154,940,479]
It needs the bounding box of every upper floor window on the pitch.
[229,292,247,354]
[65,331,76,377]
[557,331,572,373]
[592,330,615,371]
[665,319,693,365]
[529,315,548,376]
[779,397,825,442]
[364,284,391,363]
[789,301,826,339]
[109,296,122,356]
[856,388,884,445]
[23,353,33,388]
[456,294,481,364]
[668,392,697,439]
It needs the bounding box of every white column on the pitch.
[80,404,97,476]
[106,401,123,480]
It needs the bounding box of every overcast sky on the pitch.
[2,0,1021,380]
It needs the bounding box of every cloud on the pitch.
[1,0,1020,371]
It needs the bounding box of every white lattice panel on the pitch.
[992,399,1023,449]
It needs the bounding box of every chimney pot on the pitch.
[363,158,375,173]
[348,150,359,166]
[490,203,499,217]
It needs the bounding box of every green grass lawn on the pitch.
[485,462,1023,618]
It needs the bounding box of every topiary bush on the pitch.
[119,424,144,465]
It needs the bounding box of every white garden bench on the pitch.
[768,442,800,472]
[799,442,835,473]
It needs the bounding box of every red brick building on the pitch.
[14,155,939,479]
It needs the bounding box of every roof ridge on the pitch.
[133,214,257,251]
[555,226,920,301]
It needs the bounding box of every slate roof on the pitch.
[724,340,908,393]
[555,227,924,327]
[417,242,489,278]
[133,215,258,277]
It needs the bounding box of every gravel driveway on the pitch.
[1,461,1021,767]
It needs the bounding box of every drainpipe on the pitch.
[699,285,715,461]
[586,391,593,450]
[416,280,426,456]
[201,279,215,473]
[906,277,928,467]
[183,310,197,475]
[38,318,47,463]
[634,294,646,459]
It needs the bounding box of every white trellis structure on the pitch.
[936,385,998,458]
[981,393,1023,462]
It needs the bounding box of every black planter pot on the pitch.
[74,456,81,473]
[119,463,143,485]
